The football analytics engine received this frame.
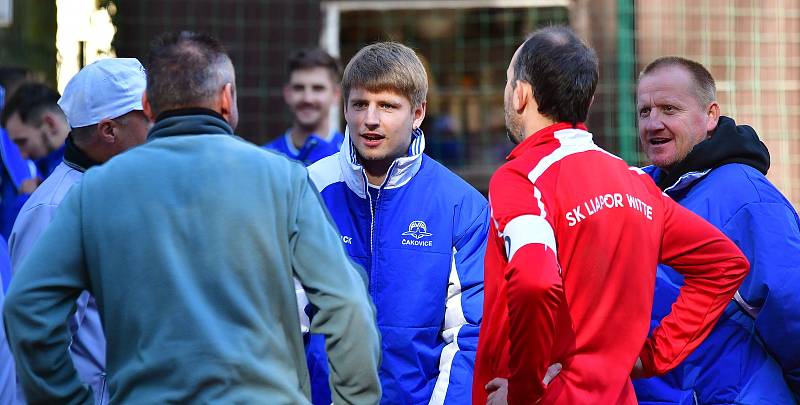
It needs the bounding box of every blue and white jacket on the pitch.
[306,128,488,404]
[0,236,17,405]
[634,117,800,404]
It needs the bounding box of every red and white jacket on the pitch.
[473,123,749,404]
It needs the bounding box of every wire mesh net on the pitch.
[338,6,570,190]
[70,0,800,205]
[334,0,800,205]
[635,0,800,206]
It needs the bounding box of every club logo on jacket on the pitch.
[402,220,433,247]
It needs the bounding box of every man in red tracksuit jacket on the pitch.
[473,26,749,405]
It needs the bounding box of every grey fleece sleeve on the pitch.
[3,183,93,405]
[288,174,381,405]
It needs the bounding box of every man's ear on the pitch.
[220,83,235,122]
[412,100,427,130]
[96,118,116,143]
[513,81,530,114]
[282,84,292,105]
[706,101,721,133]
[40,112,58,133]
[142,92,156,122]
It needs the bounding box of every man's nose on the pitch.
[301,89,314,102]
[364,105,379,128]
[643,114,665,132]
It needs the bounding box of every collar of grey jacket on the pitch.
[148,108,233,141]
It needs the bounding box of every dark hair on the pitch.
[0,82,62,127]
[0,67,31,97]
[287,48,341,82]
[640,56,716,106]
[145,31,234,116]
[513,26,598,125]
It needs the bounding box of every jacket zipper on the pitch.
[364,171,375,253]
[363,171,378,299]
[365,162,396,299]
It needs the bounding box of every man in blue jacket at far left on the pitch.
[303,41,489,405]
[0,236,17,404]
[1,83,68,181]
[0,83,69,238]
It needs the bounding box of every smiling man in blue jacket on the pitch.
[304,42,489,404]
[633,56,800,404]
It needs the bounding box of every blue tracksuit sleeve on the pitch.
[430,202,489,404]
[0,291,16,405]
[2,184,93,404]
[0,254,17,405]
[724,202,800,398]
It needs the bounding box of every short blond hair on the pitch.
[342,42,428,108]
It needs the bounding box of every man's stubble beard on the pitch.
[504,108,523,146]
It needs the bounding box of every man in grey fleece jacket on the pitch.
[3,31,381,405]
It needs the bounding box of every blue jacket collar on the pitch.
[282,127,340,156]
[338,126,426,198]
[643,164,712,195]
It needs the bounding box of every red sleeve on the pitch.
[489,166,562,403]
[639,194,749,376]
[505,245,561,403]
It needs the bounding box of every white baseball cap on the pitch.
[58,58,146,128]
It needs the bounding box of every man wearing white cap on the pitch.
[7,57,148,405]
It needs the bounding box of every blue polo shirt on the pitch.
[264,129,343,166]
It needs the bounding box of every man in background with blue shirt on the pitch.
[264,48,343,166]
